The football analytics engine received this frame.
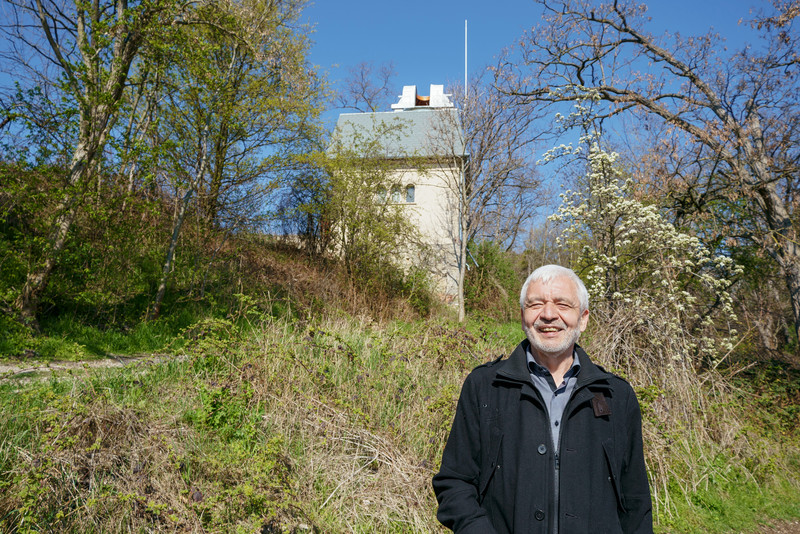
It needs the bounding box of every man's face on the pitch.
[521,276,589,359]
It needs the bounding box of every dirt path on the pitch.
[0,353,183,382]
[756,520,800,534]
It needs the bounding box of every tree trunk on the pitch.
[204,123,228,224]
[15,139,93,326]
[17,206,79,327]
[780,261,800,349]
[457,181,468,322]
[150,118,210,320]
[744,136,800,349]
[149,187,193,320]
[13,0,147,324]
[457,239,467,322]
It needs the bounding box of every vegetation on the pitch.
[0,168,798,531]
[495,0,800,348]
[1,0,799,532]
[0,268,798,532]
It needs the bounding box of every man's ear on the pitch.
[579,308,589,332]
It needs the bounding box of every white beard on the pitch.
[524,321,582,357]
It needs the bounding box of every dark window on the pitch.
[405,185,416,203]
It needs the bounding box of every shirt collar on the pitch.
[526,348,581,378]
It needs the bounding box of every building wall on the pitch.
[334,85,465,303]
[389,162,461,301]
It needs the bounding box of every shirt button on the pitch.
[554,421,559,427]
[537,444,547,455]
[534,509,545,521]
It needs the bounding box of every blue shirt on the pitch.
[526,349,581,452]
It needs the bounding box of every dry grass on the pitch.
[1,310,798,533]
[584,306,799,526]
[0,315,508,533]
[244,316,492,532]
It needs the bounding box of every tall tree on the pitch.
[147,0,322,318]
[1,0,179,326]
[497,0,800,343]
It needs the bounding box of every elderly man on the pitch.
[432,265,653,534]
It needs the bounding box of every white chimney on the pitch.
[391,85,418,110]
[429,84,454,108]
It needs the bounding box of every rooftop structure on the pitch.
[334,84,464,158]
[390,84,455,110]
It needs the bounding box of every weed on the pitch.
[0,314,799,533]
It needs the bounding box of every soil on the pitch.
[756,520,800,534]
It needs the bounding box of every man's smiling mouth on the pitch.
[538,326,562,332]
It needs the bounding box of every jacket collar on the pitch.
[496,339,612,390]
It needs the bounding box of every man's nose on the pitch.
[540,301,558,319]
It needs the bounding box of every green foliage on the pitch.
[400,267,436,316]
[0,163,63,308]
[729,244,797,354]
[0,315,32,357]
[464,240,524,320]
[310,118,434,297]
[282,119,439,317]
[658,459,800,533]
[0,314,799,533]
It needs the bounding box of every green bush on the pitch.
[464,240,524,320]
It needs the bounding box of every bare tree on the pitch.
[496,0,800,343]
[334,61,396,112]
[429,79,544,321]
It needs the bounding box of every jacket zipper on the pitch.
[553,451,560,534]
[530,386,561,534]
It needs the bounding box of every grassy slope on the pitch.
[1,238,799,532]
[1,312,799,533]
[0,315,512,532]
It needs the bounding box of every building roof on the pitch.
[334,107,466,159]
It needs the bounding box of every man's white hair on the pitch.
[519,264,589,312]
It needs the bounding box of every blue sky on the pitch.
[301,0,765,228]
[303,0,760,115]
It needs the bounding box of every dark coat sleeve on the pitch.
[432,372,500,534]
[619,383,654,534]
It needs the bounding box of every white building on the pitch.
[333,84,466,301]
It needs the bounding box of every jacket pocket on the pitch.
[478,432,503,503]
[602,438,627,514]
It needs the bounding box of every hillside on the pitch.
[1,237,799,533]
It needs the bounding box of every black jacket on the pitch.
[432,341,653,534]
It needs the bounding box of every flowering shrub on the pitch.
[551,144,741,365]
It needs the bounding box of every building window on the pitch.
[391,185,403,203]
[375,186,387,203]
[405,184,415,203]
